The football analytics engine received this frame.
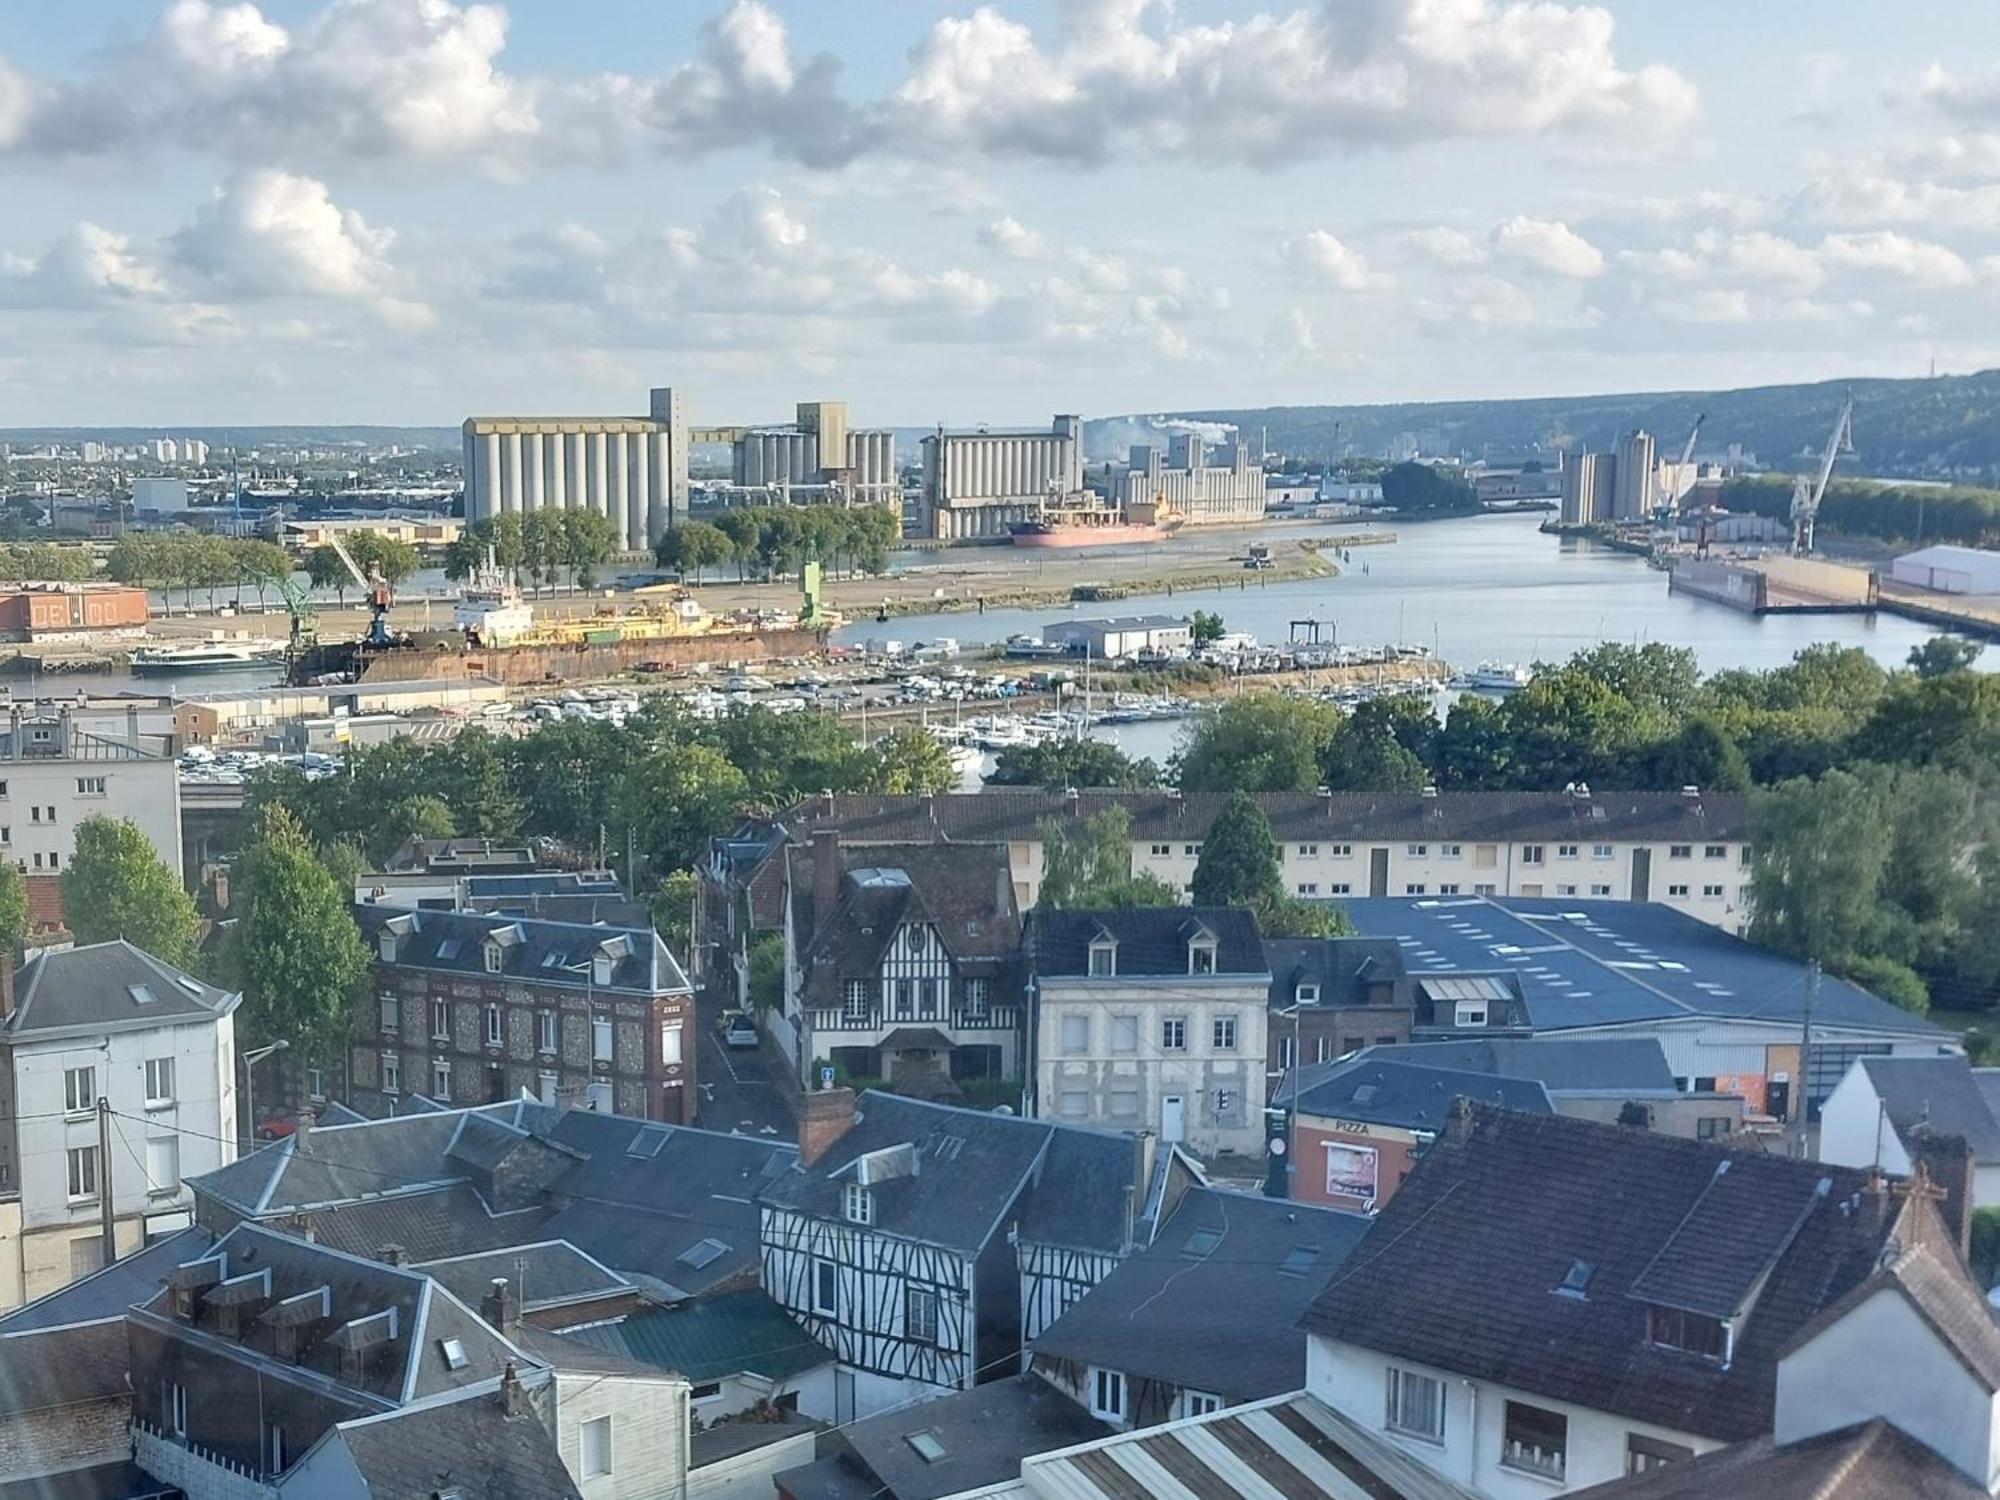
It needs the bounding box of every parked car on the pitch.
[721,1012,760,1050]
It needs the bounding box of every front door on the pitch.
[1369,847,1390,897]
[1631,847,1652,902]
[1161,1093,1186,1144]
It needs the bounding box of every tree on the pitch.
[442,534,482,582]
[488,512,526,572]
[560,509,615,588]
[520,510,561,589]
[233,804,372,1062]
[306,545,350,604]
[1257,896,1352,937]
[1434,695,1515,788]
[655,521,734,577]
[503,718,641,846]
[61,816,200,966]
[1174,696,1341,793]
[373,795,456,866]
[987,739,1160,790]
[648,869,697,959]
[1190,610,1225,644]
[713,510,762,580]
[1566,642,1701,721]
[1748,769,1895,967]
[713,706,873,808]
[1037,808,1179,909]
[1319,699,1433,791]
[870,727,958,794]
[428,729,520,839]
[1380,461,1476,512]
[1190,791,1286,910]
[0,860,26,956]
[1644,715,1750,792]
[1909,635,1984,678]
[621,742,749,880]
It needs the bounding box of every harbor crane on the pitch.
[1651,411,1706,523]
[1790,394,1855,555]
[326,532,396,648]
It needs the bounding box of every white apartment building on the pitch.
[0,942,239,1309]
[1030,908,1271,1157]
[0,708,182,883]
[918,415,1085,539]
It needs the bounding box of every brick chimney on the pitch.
[295,1108,316,1155]
[497,1360,527,1418]
[377,1243,408,1267]
[482,1276,520,1338]
[1904,1126,1975,1260]
[812,829,842,934]
[799,1086,856,1169]
[0,953,14,1024]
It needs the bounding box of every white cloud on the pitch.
[1796,172,2000,232]
[1916,62,2000,123]
[977,216,1046,259]
[1622,231,1823,291]
[1491,217,1605,278]
[1402,227,1487,268]
[1283,231,1387,291]
[0,223,171,308]
[1818,230,1972,286]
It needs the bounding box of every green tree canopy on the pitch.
[987,739,1160,791]
[1175,696,1341,793]
[1190,791,1286,910]
[0,860,27,957]
[61,815,200,966]
[1909,635,1984,678]
[1037,807,1179,910]
[870,727,958,795]
[233,804,372,1061]
[1380,461,1476,512]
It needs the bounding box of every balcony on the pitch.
[805,1007,1021,1036]
[134,1418,277,1500]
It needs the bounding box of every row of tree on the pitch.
[443,512,618,592]
[304,532,422,603]
[653,506,901,581]
[106,533,295,610]
[1722,475,2000,548]
[0,544,94,583]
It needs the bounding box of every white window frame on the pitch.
[1454,1001,1488,1028]
[146,1135,180,1196]
[430,998,449,1040]
[580,1415,613,1479]
[1088,942,1116,978]
[1184,1391,1223,1418]
[843,1182,872,1225]
[592,1014,614,1063]
[538,1009,557,1053]
[64,1065,95,1115]
[166,1380,188,1439]
[1161,1017,1187,1051]
[905,1285,939,1346]
[380,993,400,1033]
[431,1059,451,1099]
[661,1020,683,1066]
[1061,1014,1090,1053]
[382,1052,400,1094]
[812,1258,838,1316]
[484,1003,503,1047]
[1385,1367,1445,1442]
[1089,1366,1127,1422]
[67,1144,99,1201]
[1212,1016,1237,1050]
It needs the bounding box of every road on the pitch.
[694,981,796,1143]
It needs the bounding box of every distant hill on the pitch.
[0,426,462,452]
[1093,369,2000,483]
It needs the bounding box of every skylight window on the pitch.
[906,1430,947,1463]
[1351,1084,1378,1105]
[1556,1259,1595,1298]
[677,1238,729,1271]
[1278,1246,1322,1278]
[437,938,463,961]
[127,984,158,1006]
[1181,1228,1222,1259]
[439,1337,468,1371]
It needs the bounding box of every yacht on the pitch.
[130,641,284,675]
[1462,661,1534,692]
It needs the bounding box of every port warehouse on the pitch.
[1888,543,2000,594]
[0,583,150,642]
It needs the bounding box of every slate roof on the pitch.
[782,788,1750,847]
[1301,1104,1893,1443]
[0,1226,215,1333]
[1852,1055,2000,1163]
[1276,1057,1555,1128]
[1337,896,1949,1037]
[1567,1420,1985,1500]
[329,1392,582,1500]
[414,1240,630,1315]
[760,1092,1137,1256]
[565,1287,833,1382]
[0,1319,130,1416]
[1,939,239,1038]
[1030,907,1268,979]
[1362,1037,1681,1094]
[779,1373,1111,1500]
[193,1105,519,1216]
[309,1184,550,1263]
[1264,936,1411,1010]
[354,902,690,997]
[1032,1188,1371,1401]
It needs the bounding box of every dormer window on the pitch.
[1296,982,1321,1006]
[1088,940,1116,978]
[593,953,615,986]
[1646,1305,1730,1363]
[482,941,504,974]
[1454,1001,1488,1028]
[1189,941,1216,975]
[843,1182,873,1225]
[378,931,399,962]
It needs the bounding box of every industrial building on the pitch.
[1888,543,2000,595]
[1111,432,1267,524]
[1559,450,1615,524]
[720,401,897,508]
[1559,430,1673,524]
[0,584,150,643]
[1614,428,1657,517]
[917,415,1084,539]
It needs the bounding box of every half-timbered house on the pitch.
[758,1091,1155,1423]
[776,833,1026,1094]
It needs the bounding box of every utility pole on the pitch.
[97,1096,116,1268]
[1794,958,1821,1157]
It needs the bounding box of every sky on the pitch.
[6,1,2000,428]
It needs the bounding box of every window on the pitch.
[1697,1116,1732,1140]
[1474,882,1497,895]
[1330,882,1352,895]
[843,1182,872,1224]
[306,1068,325,1101]
[1108,1088,1139,1119]
[1557,843,1578,859]
[66,1145,98,1200]
[166,1380,188,1439]
[580,1415,612,1479]
[484,1004,502,1046]
[888,980,912,1020]
[482,942,504,974]
[1591,883,1612,896]
[75,776,106,796]
[1188,941,1216,975]
[264,1419,287,1475]
[1110,1014,1138,1052]
[1061,1014,1090,1053]
[1521,844,1544,865]
[1454,1001,1487,1028]
[841,979,869,1020]
[962,978,989,1018]
[905,1286,939,1345]
[1278,1035,1296,1069]
[1667,883,1690,897]
[1438,882,1461,894]
[1331,843,1352,857]
[1297,842,1317,857]
[1296,982,1320,1006]
[432,1059,451,1098]
[1403,883,1427,895]
[1407,843,1428,856]
[538,1070,557,1106]
[430,999,449,1040]
[1441,843,1462,858]
[1627,1434,1694,1475]
[1385,1368,1444,1441]
[537,1009,557,1052]
[1184,1392,1222,1417]
[1702,884,1724,898]
[64,1065,95,1114]
[1703,843,1727,859]
[661,1021,683,1066]
[1150,843,1170,856]
[1315,1036,1334,1064]
[1297,883,1319,897]
[1647,1304,1729,1361]
[142,1056,176,1106]
[1593,842,1614,859]
[70,1238,101,1279]
[585,1081,612,1112]
[1183,843,1200,856]
[1557,884,1577,897]
[1088,942,1115,977]
[1212,1016,1237,1050]
[1090,1367,1126,1422]
[382,1052,400,1094]
[592,1015,613,1063]
[1161,1017,1186,1050]
[1502,1401,1567,1480]
[813,1259,837,1315]
[1669,844,1692,859]
[146,1136,180,1195]
[1059,1089,1090,1118]
[380,993,400,1032]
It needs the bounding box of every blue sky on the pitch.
[4,1,2000,428]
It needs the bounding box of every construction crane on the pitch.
[326,533,396,648]
[1650,411,1706,525]
[1790,394,1855,555]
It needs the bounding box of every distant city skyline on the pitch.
[3,1,2000,426]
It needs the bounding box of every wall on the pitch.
[553,1371,689,1500]
[686,1428,815,1500]
[1818,1070,1911,1176]
[1290,1116,1420,1213]
[0,1394,131,1482]
[0,752,181,880]
[354,628,825,686]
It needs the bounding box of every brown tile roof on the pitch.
[1568,1420,1984,1500]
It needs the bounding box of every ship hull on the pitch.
[291,626,828,687]
[1009,523,1170,548]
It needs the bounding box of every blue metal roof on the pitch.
[1339,897,1949,1038]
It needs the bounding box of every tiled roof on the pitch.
[3,940,238,1037]
[331,1390,582,1500]
[760,1092,1136,1257]
[1855,1056,2000,1163]
[0,1226,215,1334]
[1362,1037,1681,1094]
[354,903,690,997]
[1278,1057,1554,1128]
[565,1288,832,1383]
[1301,1104,1891,1443]
[415,1240,629,1315]
[1030,907,1268,979]
[1263,936,1411,1011]
[1032,1188,1371,1401]
[1567,1420,1984,1500]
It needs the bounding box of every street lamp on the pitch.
[241,1040,288,1153]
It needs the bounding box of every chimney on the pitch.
[1063,786,1080,817]
[812,828,842,933]
[0,954,13,1023]
[821,788,834,818]
[1904,1127,1975,1259]
[126,703,140,744]
[799,1086,856,1169]
[1442,1093,1477,1146]
[481,1276,520,1338]
[295,1108,315,1154]
[377,1243,408,1267]
[497,1360,527,1418]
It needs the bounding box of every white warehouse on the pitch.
[1887,543,2000,595]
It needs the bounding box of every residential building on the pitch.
[1039,614,1194,660]
[769,786,1755,931]
[0,943,239,1310]
[918,416,1084,540]
[348,904,695,1123]
[1031,908,1271,1157]
[1263,936,1415,1078]
[777,835,1025,1093]
[0,706,181,886]
[1337,897,1953,1125]
[1819,1053,2000,1207]
[1570,1175,2000,1499]
[1302,1102,1915,1498]
[758,1090,1163,1422]
[1030,1187,1370,1428]
[1111,434,1266,525]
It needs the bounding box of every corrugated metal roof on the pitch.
[565,1288,831,1383]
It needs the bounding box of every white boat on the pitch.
[131,641,283,675]
[453,548,535,647]
[1463,661,1534,692]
